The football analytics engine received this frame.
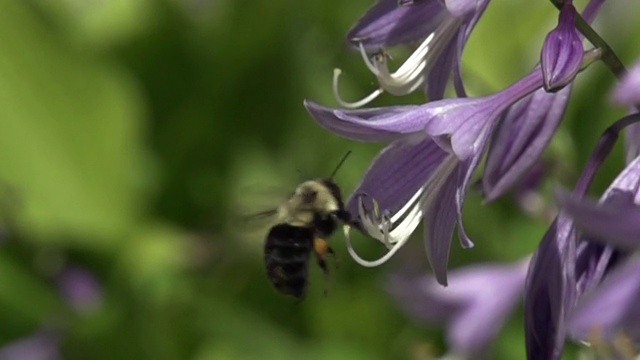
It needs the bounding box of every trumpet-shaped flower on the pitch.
[57,265,103,312]
[525,152,640,359]
[483,86,571,200]
[613,58,640,106]
[306,68,546,285]
[388,258,529,357]
[0,330,60,360]
[334,0,490,107]
[568,256,640,344]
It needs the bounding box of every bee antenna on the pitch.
[329,150,352,179]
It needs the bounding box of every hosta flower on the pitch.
[613,58,640,106]
[388,258,529,357]
[613,60,640,161]
[334,0,490,108]
[483,87,571,201]
[568,256,640,345]
[306,68,546,284]
[540,2,584,92]
[525,150,640,359]
[560,188,640,250]
[524,212,577,360]
[482,0,604,200]
[57,265,103,312]
[0,330,60,360]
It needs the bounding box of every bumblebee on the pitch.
[262,153,352,299]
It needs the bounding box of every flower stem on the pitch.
[550,0,627,80]
[574,113,640,197]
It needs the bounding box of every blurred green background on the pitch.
[0,0,638,359]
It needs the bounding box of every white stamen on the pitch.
[333,69,384,109]
[345,156,459,267]
[332,33,434,109]
[333,16,464,108]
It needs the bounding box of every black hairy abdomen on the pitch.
[264,224,314,298]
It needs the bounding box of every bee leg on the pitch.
[313,237,332,296]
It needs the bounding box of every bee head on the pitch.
[291,180,343,214]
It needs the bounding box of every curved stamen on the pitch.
[344,223,413,267]
[345,189,425,266]
[345,156,459,267]
[332,68,384,109]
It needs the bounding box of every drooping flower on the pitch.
[560,188,640,250]
[306,68,546,285]
[613,57,640,106]
[483,86,571,201]
[524,212,577,360]
[568,256,640,345]
[0,330,60,360]
[334,0,490,107]
[540,2,584,92]
[57,265,103,312]
[612,60,640,161]
[388,258,529,357]
[483,0,604,201]
[524,148,640,359]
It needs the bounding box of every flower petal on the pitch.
[425,36,457,100]
[388,258,528,355]
[624,121,640,163]
[424,163,459,286]
[483,86,571,201]
[442,0,487,19]
[304,100,422,142]
[347,0,447,49]
[524,212,577,360]
[0,331,60,360]
[560,189,640,249]
[568,256,640,342]
[541,4,584,92]
[612,58,640,106]
[345,134,449,216]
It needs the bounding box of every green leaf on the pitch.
[0,2,146,249]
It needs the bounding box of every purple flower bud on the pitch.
[388,258,528,356]
[613,58,640,106]
[541,3,584,92]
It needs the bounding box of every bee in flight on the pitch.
[259,152,353,299]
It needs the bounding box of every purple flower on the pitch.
[0,331,60,360]
[560,155,640,250]
[57,266,103,312]
[334,0,490,107]
[613,58,640,106]
[483,86,571,201]
[568,256,640,344]
[524,212,577,360]
[524,150,640,359]
[306,69,545,284]
[388,258,529,356]
[540,2,584,92]
[482,0,604,201]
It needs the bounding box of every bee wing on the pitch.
[242,208,279,226]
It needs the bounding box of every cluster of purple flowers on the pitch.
[305,0,640,358]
